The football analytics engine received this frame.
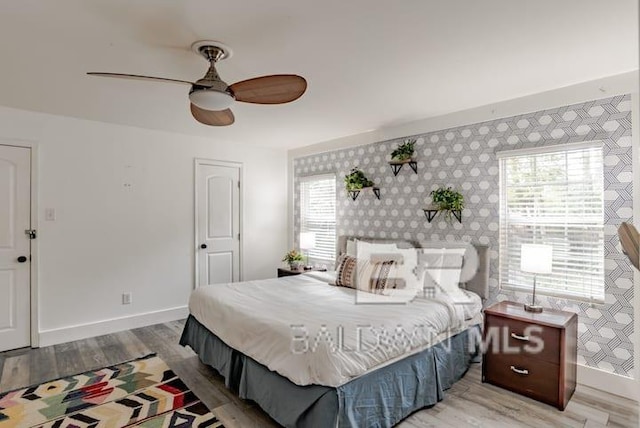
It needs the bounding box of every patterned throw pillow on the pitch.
[333,254,358,288]
[333,254,403,294]
[357,259,399,294]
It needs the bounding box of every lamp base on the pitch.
[524,304,543,313]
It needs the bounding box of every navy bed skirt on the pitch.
[180,315,480,428]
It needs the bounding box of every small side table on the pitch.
[277,267,327,278]
[482,301,578,410]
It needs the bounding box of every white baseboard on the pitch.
[577,364,639,402]
[38,306,189,347]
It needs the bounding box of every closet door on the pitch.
[196,160,241,286]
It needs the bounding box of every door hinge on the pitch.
[237,180,240,189]
[25,229,37,240]
[237,233,240,240]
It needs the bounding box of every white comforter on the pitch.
[188,272,481,387]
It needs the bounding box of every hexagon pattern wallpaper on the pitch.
[293,95,634,377]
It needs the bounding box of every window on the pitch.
[498,142,605,303]
[300,174,337,263]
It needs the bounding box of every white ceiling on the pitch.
[0,0,637,149]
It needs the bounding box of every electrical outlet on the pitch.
[122,292,132,305]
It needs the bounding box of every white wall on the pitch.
[0,106,288,345]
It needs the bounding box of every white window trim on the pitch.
[299,173,337,183]
[299,173,337,264]
[496,140,603,159]
[498,141,605,303]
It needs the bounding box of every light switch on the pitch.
[45,208,56,221]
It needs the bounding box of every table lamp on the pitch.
[520,243,553,313]
[299,232,316,270]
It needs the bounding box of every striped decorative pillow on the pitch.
[333,254,404,294]
[357,259,398,294]
[333,254,358,288]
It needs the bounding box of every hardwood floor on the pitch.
[1,320,637,427]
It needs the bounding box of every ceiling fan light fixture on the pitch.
[87,40,307,126]
[188,89,235,111]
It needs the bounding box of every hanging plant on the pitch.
[390,138,416,161]
[430,187,464,222]
[344,167,374,190]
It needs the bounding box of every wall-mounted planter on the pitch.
[389,159,418,176]
[348,187,381,201]
[422,208,462,223]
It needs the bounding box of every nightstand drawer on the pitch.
[486,314,560,364]
[484,353,560,406]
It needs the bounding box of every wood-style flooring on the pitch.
[0,320,637,427]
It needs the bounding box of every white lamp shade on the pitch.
[299,232,316,250]
[520,244,553,274]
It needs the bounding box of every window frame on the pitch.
[299,173,337,265]
[497,141,605,303]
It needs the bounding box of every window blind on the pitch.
[300,174,336,263]
[498,142,605,303]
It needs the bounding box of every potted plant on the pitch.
[344,167,375,191]
[282,250,305,270]
[390,139,416,162]
[430,187,464,222]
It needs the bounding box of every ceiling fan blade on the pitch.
[87,72,201,86]
[230,74,307,104]
[190,104,235,126]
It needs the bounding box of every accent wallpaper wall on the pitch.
[293,95,634,377]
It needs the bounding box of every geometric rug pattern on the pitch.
[293,94,634,377]
[0,354,224,428]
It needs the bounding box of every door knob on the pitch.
[200,244,207,249]
[17,256,28,263]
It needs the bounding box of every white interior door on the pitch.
[0,145,31,352]
[196,160,241,286]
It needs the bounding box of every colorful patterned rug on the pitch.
[0,354,224,427]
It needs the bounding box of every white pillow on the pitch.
[346,239,357,257]
[337,239,396,269]
[419,248,467,302]
[388,247,425,301]
[354,240,401,259]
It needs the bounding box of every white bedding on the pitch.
[188,271,482,388]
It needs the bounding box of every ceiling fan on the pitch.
[87,41,307,126]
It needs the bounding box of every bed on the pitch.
[180,237,490,427]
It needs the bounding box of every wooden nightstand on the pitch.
[482,301,578,410]
[277,267,327,278]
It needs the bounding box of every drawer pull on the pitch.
[510,332,529,341]
[510,366,529,375]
